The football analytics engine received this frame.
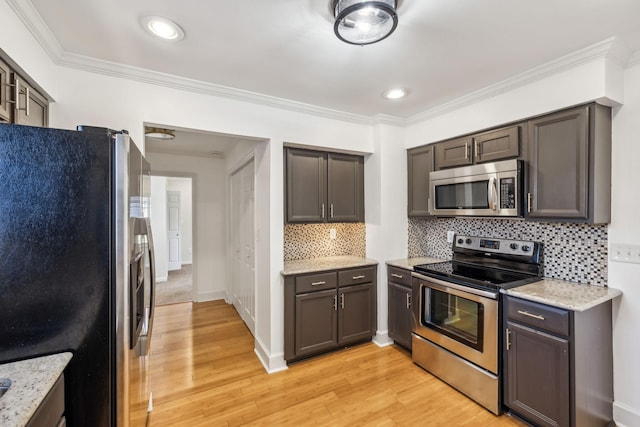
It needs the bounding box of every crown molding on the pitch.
[407,37,629,125]
[6,0,64,60]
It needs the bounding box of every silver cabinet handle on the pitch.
[517,310,545,321]
[475,140,480,159]
[311,281,326,286]
[330,203,334,219]
[333,294,337,311]
[8,79,30,116]
[506,328,512,351]
[340,293,345,309]
[406,293,411,309]
[391,273,403,279]
[464,143,469,160]
[527,193,533,213]
[352,275,365,280]
[321,203,325,218]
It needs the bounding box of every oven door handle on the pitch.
[412,272,499,300]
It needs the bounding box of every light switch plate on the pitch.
[610,243,640,264]
[330,228,337,240]
[447,230,456,244]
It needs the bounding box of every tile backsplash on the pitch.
[409,217,608,286]
[284,223,366,261]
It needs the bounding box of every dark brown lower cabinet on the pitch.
[387,266,412,350]
[503,295,614,427]
[284,265,377,363]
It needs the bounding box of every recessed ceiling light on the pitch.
[383,88,407,100]
[140,16,185,41]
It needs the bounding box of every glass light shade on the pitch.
[145,127,175,140]
[334,0,398,45]
[140,16,185,41]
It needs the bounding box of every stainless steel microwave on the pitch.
[429,159,523,217]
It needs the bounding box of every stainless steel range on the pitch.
[411,235,542,414]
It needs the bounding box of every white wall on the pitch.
[167,178,193,265]
[608,57,640,427]
[147,153,226,302]
[150,176,168,282]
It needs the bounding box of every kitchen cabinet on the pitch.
[284,265,377,362]
[503,295,613,427]
[525,103,611,222]
[285,148,364,223]
[387,266,412,350]
[433,125,521,170]
[27,374,65,427]
[407,145,434,217]
[0,53,49,127]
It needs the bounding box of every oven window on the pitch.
[435,180,489,209]
[424,287,484,351]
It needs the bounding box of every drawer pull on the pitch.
[311,281,326,286]
[517,310,545,321]
[352,275,366,280]
[391,273,403,279]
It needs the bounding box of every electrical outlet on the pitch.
[610,243,640,264]
[330,228,337,240]
[447,230,456,244]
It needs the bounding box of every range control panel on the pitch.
[454,235,536,256]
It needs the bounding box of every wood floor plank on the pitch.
[142,301,525,426]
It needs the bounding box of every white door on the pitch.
[231,158,256,334]
[167,191,181,271]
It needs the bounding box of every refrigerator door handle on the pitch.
[136,220,156,357]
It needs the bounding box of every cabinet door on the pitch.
[434,136,473,169]
[473,125,520,163]
[407,145,434,217]
[506,321,570,427]
[12,76,48,127]
[327,153,364,222]
[295,289,338,358]
[388,282,412,350]
[527,106,589,220]
[338,283,375,344]
[285,149,326,223]
[0,58,10,123]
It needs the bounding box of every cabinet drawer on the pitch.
[339,267,375,286]
[506,297,569,337]
[387,266,411,287]
[295,272,337,294]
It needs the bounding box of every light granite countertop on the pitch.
[386,257,447,270]
[282,255,378,276]
[0,352,72,427]
[503,278,622,312]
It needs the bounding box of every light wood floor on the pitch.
[145,300,526,426]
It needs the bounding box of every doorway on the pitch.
[230,157,256,334]
[150,176,194,306]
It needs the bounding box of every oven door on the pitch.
[412,274,498,374]
[428,160,521,217]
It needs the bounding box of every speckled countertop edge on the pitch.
[0,352,72,427]
[503,278,622,311]
[282,255,378,276]
[386,257,447,270]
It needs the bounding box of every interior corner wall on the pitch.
[150,176,168,282]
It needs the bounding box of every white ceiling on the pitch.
[23,0,640,121]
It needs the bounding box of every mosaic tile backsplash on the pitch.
[284,223,366,261]
[409,218,608,286]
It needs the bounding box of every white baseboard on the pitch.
[254,336,288,374]
[156,275,168,283]
[181,261,192,265]
[195,290,226,302]
[614,401,640,427]
[373,331,394,347]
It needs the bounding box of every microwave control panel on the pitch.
[499,177,516,209]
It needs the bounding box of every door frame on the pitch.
[228,151,257,335]
[150,172,196,299]
[166,190,182,271]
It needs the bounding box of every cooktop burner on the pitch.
[413,235,543,292]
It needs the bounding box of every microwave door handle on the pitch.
[488,177,498,211]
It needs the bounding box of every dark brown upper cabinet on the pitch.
[0,52,49,127]
[434,125,521,170]
[407,145,434,217]
[525,103,611,223]
[285,148,364,223]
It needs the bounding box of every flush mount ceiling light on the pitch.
[140,16,185,41]
[145,127,176,140]
[383,88,407,99]
[333,0,398,45]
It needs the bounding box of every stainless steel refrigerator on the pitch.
[0,124,156,426]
